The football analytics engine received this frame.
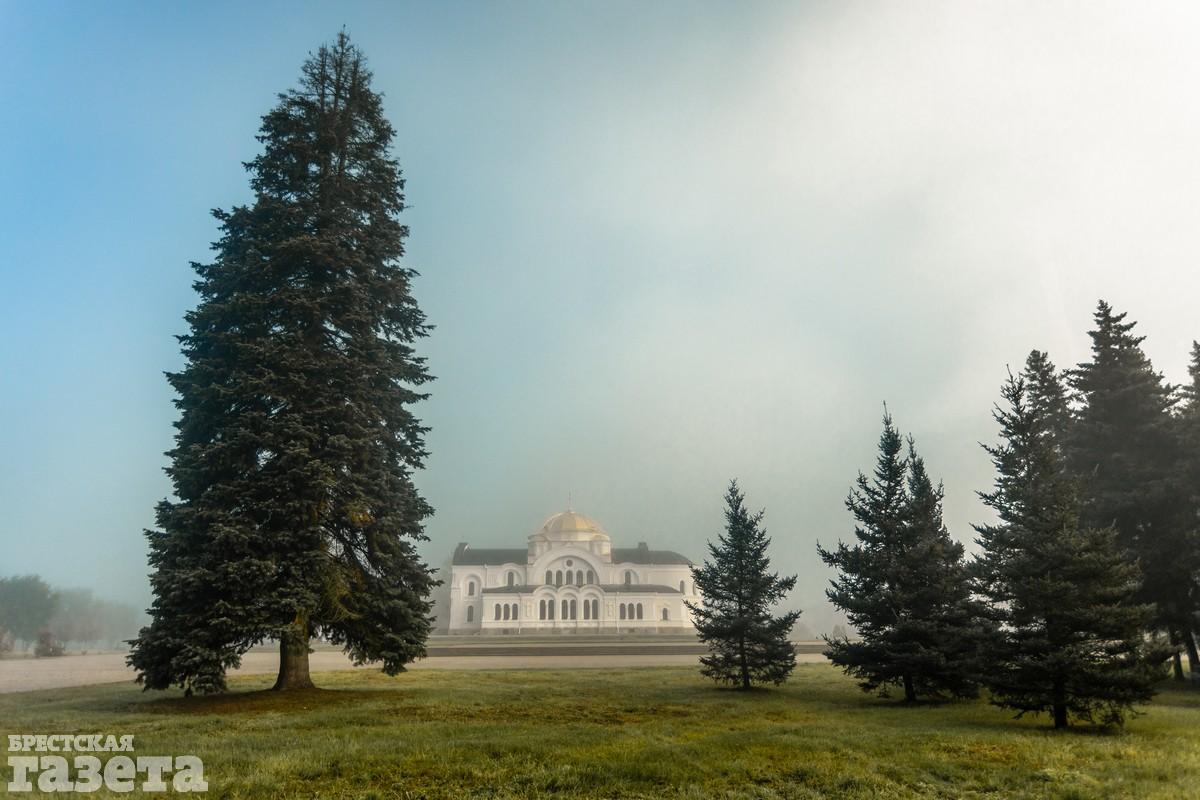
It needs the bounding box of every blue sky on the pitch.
[3,2,1200,631]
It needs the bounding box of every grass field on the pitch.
[2,664,1197,799]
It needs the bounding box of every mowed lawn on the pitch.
[2,664,1198,799]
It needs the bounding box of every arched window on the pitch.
[575,570,583,586]
[570,599,577,619]
[467,581,476,596]
[507,572,515,587]
[539,599,546,620]
[636,603,643,620]
[466,606,474,622]
[511,603,518,620]
[561,599,568,619]
[619,604,626,620]
[662,608,669,621]
[566,571,574,586]
[624,570,633,586]
[545,570,553,586]
[587,570,595,585]
[548,600,555,620]
[503,604,510,621]
[556,570,563,587]
[583,599,591,620]
[591,599,599,619]
[679,580,685,594]
[494,604,501,621]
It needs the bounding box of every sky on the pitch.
[2,1,1199,633]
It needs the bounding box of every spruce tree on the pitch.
[1024,350,1071,446]
[686,481,799,689]
[1067,301,1198,679]
[975,365,1160,728]
[129,33,437,694]
[1173,341,1200,679]
[819,413,987,701]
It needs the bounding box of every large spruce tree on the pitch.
[975,363,1160,728]
[129,33,437,694]
[819,413,987,701]
[1066,301,1198,679]
[686,481,799,689]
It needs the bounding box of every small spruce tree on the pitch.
[975,364,1161,728]
[686,481,799,689]
[819,412,987,701]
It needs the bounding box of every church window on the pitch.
[586,570,595,584]
[494,604,501,620]
[548,600,555,620]
[662,608,669,621]
[576,570,583,585]
[539,600,546,620]
[556,570,563,587]
[619,604,626,620]
[561,599,569,619]
[636,603,644,620]
[624,571,632,586]
[507,572,515,587]
[679,580,685,593]
[570,599,577,619]
[467,581,476,596]
[503,604,510,621]
[583,600,591,620]
[512,603,519,619]
[592,599,599,619]
[466,606,474,622]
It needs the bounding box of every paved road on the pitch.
[0,649,828,694]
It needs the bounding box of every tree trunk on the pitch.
[903,674,916,703]
[273,614,314,691]
[1052,677,1068,729]
[1174,651,1186,682]
[739,636,750,690]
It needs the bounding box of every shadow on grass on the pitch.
[141,687,403,716]
[1150,681,1200,709]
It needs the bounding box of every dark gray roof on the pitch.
[598,584,683,594]
[612,545,693,566]
[452,543,527,566]
[482,583,682,595]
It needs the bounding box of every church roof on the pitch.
[612,544,693,565]
[452,544,527,566]
[481,584,684,594]
[452,542,693,567]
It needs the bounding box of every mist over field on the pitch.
[3,1,1200,635]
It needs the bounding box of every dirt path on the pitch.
[0,650,828,694]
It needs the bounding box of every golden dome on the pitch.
[537,510,608,541]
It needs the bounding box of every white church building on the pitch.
[448,510,700,633]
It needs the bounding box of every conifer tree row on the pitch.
[129,33,437,694]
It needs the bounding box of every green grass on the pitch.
[2,665,1198,798]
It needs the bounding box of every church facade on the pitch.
[448,510,700,633]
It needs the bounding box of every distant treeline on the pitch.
[0,575,142,655]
